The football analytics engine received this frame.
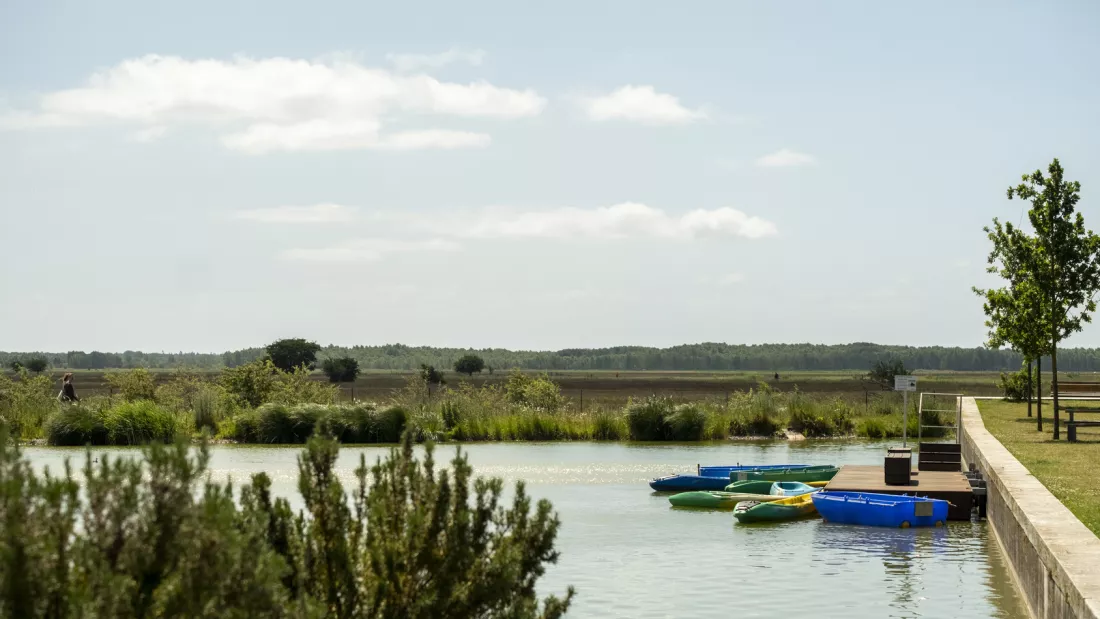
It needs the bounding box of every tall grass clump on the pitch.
[591,410,628,440]
[102,400,183,445]
[192,386,220,432]
[665,404,707,440]
[626,397,675,440]
[857,417,897,439]
[46,404,109,446]
[624,397,709,441]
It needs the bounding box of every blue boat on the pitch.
[651,464,812,492]
[650,474,736,492]
[811,491,949,528]
[698,463,812,477]
[769,481,817,496]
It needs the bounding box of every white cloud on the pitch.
[386,48,487,73]
[221,120,490,154]
[130,125,167,142]
[282,238,460,262]
[717,273,746,286]
[579,85,706,125]
[431,202,776,240]
[5,54,544,153]
[232,204,357,223]
[756,148,816,167]
[375,129,491,151]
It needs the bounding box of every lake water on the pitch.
[23,440,1029,619]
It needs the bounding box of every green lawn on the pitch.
[978,399,1100,537]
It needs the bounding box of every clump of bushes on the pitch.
[997,367,1032,402]
[47,399,184,446]
[228,403,409,444]
[625,397,709,441]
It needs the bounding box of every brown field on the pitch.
[35,368,1016,406]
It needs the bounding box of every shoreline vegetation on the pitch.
[2,363,954,447]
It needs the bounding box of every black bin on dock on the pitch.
[918,442,961,472]
[884,447,912,486]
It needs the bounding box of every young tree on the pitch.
[453,354,486,377]
[23,357,48,374]
[321,356,361,383]
[975,264,1050,428]
[1006,159,1100,439]
[266,338,323,372]
[866,359,908,390]
[419,364,446,387]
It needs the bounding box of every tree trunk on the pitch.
[1036,357,1043,432]
[1026,360,1033,418]
[1052,342,1060,440]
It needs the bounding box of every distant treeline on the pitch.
[4,342,1100,372]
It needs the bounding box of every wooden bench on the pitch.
[1054,382,1100,442]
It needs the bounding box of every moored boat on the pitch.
[723,480,777,494]
[811,491,948,528]
[650,474,733,492]
[698,463,812,477]
[733,492,819,524]
[729,465,839,484]
[769,481,818,496]
[652,464,835,492]
[668,491,782,509]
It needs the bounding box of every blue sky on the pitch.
[2,0,1100,353]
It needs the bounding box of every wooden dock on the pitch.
[825,465,974,521]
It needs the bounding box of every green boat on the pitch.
[722,480,777,494]
[728,465,839,484]
[668,491,781,509]
[733,492,819,524]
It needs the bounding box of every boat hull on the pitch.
[730,466,839,483]
[650,474,731,492]
[811,491,949,528]
[769,481,817,496]
[734,492,818,523]
[668,491,781,509]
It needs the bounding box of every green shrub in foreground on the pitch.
[0,430,574,618]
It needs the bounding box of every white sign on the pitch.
[894,375,918,392]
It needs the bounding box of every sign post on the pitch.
[894,375,918,447]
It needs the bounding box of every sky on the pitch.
[2,0,1100,353]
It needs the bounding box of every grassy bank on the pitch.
[3,365,955,445]
[977,400,1100,536]
[218,388,950,444]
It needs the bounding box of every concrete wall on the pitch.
[961,397,1100,619]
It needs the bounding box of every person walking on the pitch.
[58,372,79,402]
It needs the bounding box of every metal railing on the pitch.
[917,392,963,444]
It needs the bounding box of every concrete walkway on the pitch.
[961,397,1100,619]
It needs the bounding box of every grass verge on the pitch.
[977,399,1100,537]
